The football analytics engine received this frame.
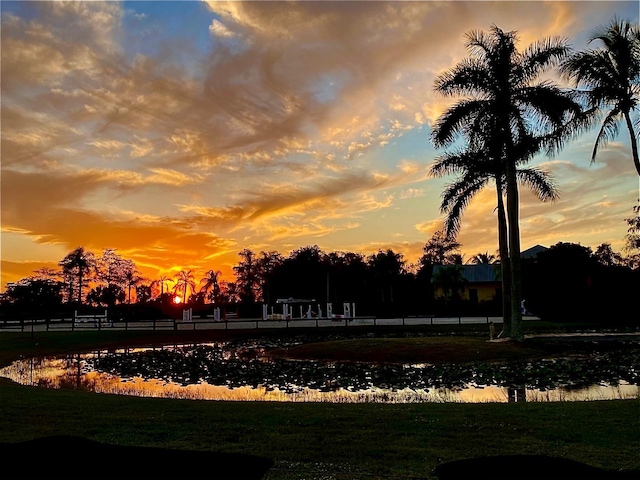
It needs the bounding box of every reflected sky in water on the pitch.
[1,342,638,404]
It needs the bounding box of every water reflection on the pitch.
[1,342,638,404]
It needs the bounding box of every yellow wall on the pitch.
[434,283,500,302]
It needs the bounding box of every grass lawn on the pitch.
[0,326,638,479]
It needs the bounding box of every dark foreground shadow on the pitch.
[1,435,273,480]
[434,455,640,480]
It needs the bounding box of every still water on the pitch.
[1,342,638,403]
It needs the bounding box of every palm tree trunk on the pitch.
[624,111,640,177]
[77,270,83,306]
[495,178,512,337]
[505,155,524,342]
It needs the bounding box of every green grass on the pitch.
[1,328,639,480]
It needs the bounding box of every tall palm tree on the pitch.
[58,247,95,306]
[432,25,582,340]
[431,145,558,336]
[200,269,222,304]
[153,275,170,298]
[561,18,640,176]
[124,270,144,304]
[173,270,196,304]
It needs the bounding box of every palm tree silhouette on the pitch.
[173,270,196,304]
[153,275,170,298]
[199,269,222,304]
[432,25,581,340]
[561,18,640,176]
[470,252,497,265]
[59,247,95,306]
[124,270,144,304]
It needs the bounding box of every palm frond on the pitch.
[434,59,492,97]
[516,168,559,202]
[430,148,498,178]
[441,174,490,237]
[430,99,486,147]
[521,36,571,81]
[539,106,598,157]
[592,107,623,162]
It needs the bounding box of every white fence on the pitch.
[74,309,110,327]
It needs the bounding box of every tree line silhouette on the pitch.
[1,233,638,324]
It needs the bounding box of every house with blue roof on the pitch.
[431,264,502,305]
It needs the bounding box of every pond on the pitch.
[2,338,639,403]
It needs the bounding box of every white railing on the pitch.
[74,309,110,327]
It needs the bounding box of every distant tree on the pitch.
[32,267,61,282]
[625,205,640,251]
[95,249,135,293]
[173,270,196,305]
[524,242,595,320]
[219,280,239,305]
[3,277,64,314]
[325,251,368,307]
[594,243,624,266]
[448,253,465,265]
[233,249,260,304]
[268,246,327,302]
[156,292,175,306]
[152,275,170,298]
[624,205,640,269]
[419,231,461,268]
[470,252,497,264]
[255,251,284,304]
[367,249,406,303]
[58,247,96,306]
[87,284,125,307]
[124,269,144,304]
[200,269,223,304]
[135,284,152,304]
[561,18,640,176]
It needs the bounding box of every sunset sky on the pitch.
[2,0,640,291]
